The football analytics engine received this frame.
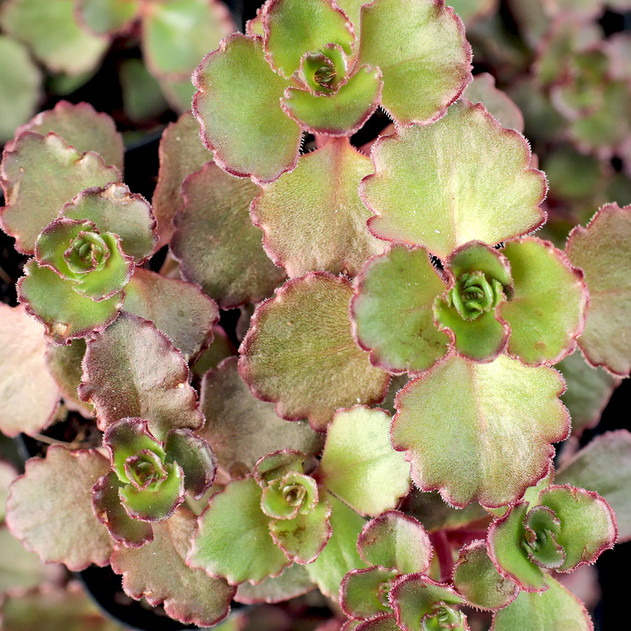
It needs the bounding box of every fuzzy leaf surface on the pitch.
[305,493,367,599]
[491,575,592,631]
[14,101,124,170]
[0,36,41,144]
[538,485,617,571]
[357,511,432,574]
[453,540,518,611]
[462,72,524,131]
[62,183,156,262]
[18,259,124,343]
[164,430,217,499]
[234,563,314,604]
[566,203,631,375]
[362,101,546,259]
[0,132,119,254]
[0,304,60,437]
[112,508,235,627]
[352,245,450,373]
[6,446,113,570]
[557,351,620,436]
[282,66,382,136]
[193,34,302,182]
[0,0,108,75]
[240,273,389,430]
[188,477,290,584]
[358,0,470,124]
[79,312,204,438]
[341,566,398,619]
[319,407,410,516]
[500,238,587,365]
[200,357,322,473]
[123,268,218,360]
[152,111,212,247]
[251,137,385,278]
[141,0,234,80]
[171,162,285,308]
[392,354,569,508]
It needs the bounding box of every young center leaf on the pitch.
[239,273,390,431]
[362,101,546,259]
[392,354,570,508]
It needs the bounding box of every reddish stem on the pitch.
[431,530,454,582]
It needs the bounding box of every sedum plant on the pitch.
[0,0,630,630]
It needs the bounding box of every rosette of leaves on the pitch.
[488,484,617,593]
[16,183,156,344]
[193,0,472,181]
[350,100,587,508]
[93,417,217,547]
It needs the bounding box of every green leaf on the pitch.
[358,0,471,124]
[193,33,302,182]
[62,183,157,263]
[463,72,523,131]
[305,492,367,599]
[566,203,631,375]
[362,101,546,260]
[120,58,169,123]
[0,304,60,437]
[500,238,587,365]
[199,357,322,473]
[188,477,290,584]
[164,430,217,499]
[487,503,547,592]
[254,450,305,487]
[6,445,114,570]
[353,616,400,631]
[0,35,41,144]
[262,0,354,77]
[192,326,234,378]
[240,273,390,431]
[251,136,385,278]
[171,162,286,309]
[340,566,398,620]
[351,245,451,373]
[282,65,382,135]
[14,100,124,171]
[389,574,465,631]
[79,312,204,439]
[269,500,332,563]
[557,350,620,436]
[452,540,518,611]
[92,470,154,547]
[392,354,569,508]
[152,111,213,247]
[356,511,432,575]
[77,0,140,35]
[120,461,185,521]
[123,268,219,360]
[235,563,315,603]
[319,407,410,516]
[141,0,235,80]
[556,430,631,541]
[111,508,235,627]
[448,0,498,25]
[261,471,318,519]
[523,506,565,569]
[0,0,108,75]
[0,132,119,254]
[491,575,593,631]
[18,259,124,343]
[538,485,617,571]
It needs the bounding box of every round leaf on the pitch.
[235,563,315,604]
[358,0,471,124]
[392,354,570,508]
[251,137,385,278]
[362,101,546,259]
[566,203,631,375]
[239,273,390,431]
[319,406,410,516]
[78,0,140,35]
[171,162,286,309]
[340,566,398,620]
[192,33,302,182]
